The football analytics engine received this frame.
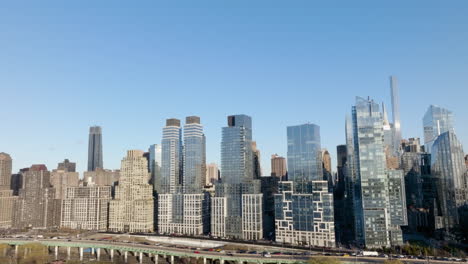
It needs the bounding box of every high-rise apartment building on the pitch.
[183,116,206,193]
[206,163,219,185]
[13,165,61,229]
[88,126,103,171]
[108,150,153,232]
[50,169,79,199]
[57,159,76,172]
[346,97,406,248]
[0,153,16,229]
[212,115,263,240]
[271,154,287,179]
[431,131,467,231]
[61,185,111,231]
[158,119,182,194]
[158,117,209,235]
[275,124,335,247]
[0,153,12,188]
[423,105,454,153]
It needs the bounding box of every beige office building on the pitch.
[61,185,111,231]
[206,163,219,185]
[321,149,332,174]
[109,150,153,232]
[0,153,15,229]
[271,154,287,178]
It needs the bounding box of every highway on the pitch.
[0,237,466,264]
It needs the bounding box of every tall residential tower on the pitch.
[346,97,406,247]
[212,115,263,240]
[275,124,335,247]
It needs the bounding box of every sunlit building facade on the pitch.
[346,97,406,248]
[275,124,335,247]
[108,150,154,232]
[212,115,263,240]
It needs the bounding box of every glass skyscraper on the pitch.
[423,105,454,153]
[346,97,406,248]
[183,116,206,194]
[158,117,209,235]
[160,119,182,194]
[87,126,103,171]
[212,115,263,240]
[275,123,335,247]
[148,144,162,192]
[431,131,467,231]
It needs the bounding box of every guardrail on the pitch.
[0,239,308,264]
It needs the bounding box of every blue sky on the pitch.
[1,1,467,174]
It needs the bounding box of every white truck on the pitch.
[360,251,379,257]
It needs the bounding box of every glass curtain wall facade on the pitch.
[431,131,467,231]
[347,97,405,248]
[212,115,263,240]
[423,105,454,153]
[87,126,103,171]
[275,124,335,247]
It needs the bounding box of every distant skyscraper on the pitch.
[13,165,61,229]
[271,154,287,179]
[346,97,406,247]
[57,159,76,172]
[61,185,111,231]
[275,123,335,247]
[390,76,402,154]
[322,149,333,187]
[431,131,467,231]
[88,126,103,171]
[382,102,399,169]
[423,105,454,153]
[336,145,347,183]
[465,155,468,168]
[206,163,219,185]
[322,149,332,175]
[148,144,162,191]
[108,150,153,232]
[212,115,263,240]
[252,141,262,179]
[0,153,15,229]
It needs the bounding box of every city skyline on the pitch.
[2,2,468,175]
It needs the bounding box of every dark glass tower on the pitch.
[87,126,103,171]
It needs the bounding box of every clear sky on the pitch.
[1,1,467,175]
